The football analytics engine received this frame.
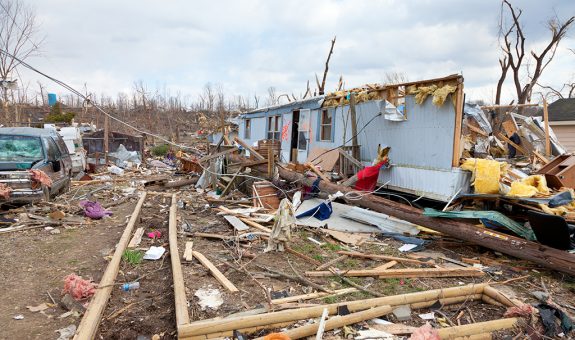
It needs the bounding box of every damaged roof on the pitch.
[242,96,325,118]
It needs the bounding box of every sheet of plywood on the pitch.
[306,147,340,171]
[223,215,249,231]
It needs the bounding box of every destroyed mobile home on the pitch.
[2,75,575,340]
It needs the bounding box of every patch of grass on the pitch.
[151,144,170,156]
[341,258,360,269]
[323,295,339,304]
[292,242,315,254]
[321,243,343,252]
[122,249,144,265]
[312,254,324,262]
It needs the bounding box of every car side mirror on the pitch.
[51,160,61,172]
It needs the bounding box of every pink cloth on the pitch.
[409,323,440,340]
[63,274,96,301]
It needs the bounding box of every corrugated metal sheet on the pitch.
[378,166,471,202]
[341,207,420,235]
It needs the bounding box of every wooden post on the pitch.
[349,93,360,161]
[74,192,148,340]
[104,112,109,164]
[437,318,518,339]
[543,99,551,156]
[268,147,273,177]
[452,82,464,167]
[170,194,191,329]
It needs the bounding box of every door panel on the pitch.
[297,109,311,163]
[280,112,292,163]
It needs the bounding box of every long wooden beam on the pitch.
[305,267,484,278]
[178,283,485,338]
[278,167,575,276]
[170,194,191,330]
[74,192,148,340]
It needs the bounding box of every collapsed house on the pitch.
[239,74,469,201]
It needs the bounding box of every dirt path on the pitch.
[0,200,136,340]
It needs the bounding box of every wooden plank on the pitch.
[199,146,238,163]
[271,288,357,304]
[437,318,518,339]
[316,255,348,271]
[465,122,489,137]
[177,283,486,338]
[452,82,464,167]
[127,227,144,248]
[373,260,397,271]
[497,133,528,155]
[183,242,194,261]
[223,215,250,231]
[305,267,484,278]
[264,305,393,340]
[239,217,272,233]
[337,250,428,266]
[305,162,330,182]
[192,251,239,292]
[234,137,265,160]
[73,192,148,340]
[220,167,243,196]
[480,103,538,109]
[338,148,364,169]
[169,194,191,328]
[349,93,360,160]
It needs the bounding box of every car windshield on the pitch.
[0,135,44,162]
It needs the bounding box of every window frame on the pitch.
[266,115,281,141]
[244,119,251,139]
[318,108,334,142]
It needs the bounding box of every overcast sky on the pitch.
[18,0,575,106]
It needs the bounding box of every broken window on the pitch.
[0,136,43,162]
[244,119,251,139]
[267,115,280,140]
[319,109,333,141]
[43,137,61,161]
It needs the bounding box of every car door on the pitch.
[42,137,66,191]
[53,136,73,175]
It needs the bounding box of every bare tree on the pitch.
[383,71,409,85]
[0,0,42,121]
[496,0,574,104]
[316,36,336,95]
[266,86,277,106]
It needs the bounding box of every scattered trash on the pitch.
[63,273,96,301]
[79,200,113,219]
[108,165,125,175]
[147,230,162,239]
[398,244,418,252]
[143,246,166,260]
[194,287,223,310]
[418,312,435,320]
[409,322,440,340]
[121,282,140,291]
[26,303,52,312]
[392,305,412,321]
[13,314,24,320]
[56,324,77,340]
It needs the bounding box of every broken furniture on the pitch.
[537,154,575,189]
[527,211,575,250]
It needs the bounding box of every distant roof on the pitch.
[0,127,57,137]
[548,98,575,121]
[242,96,325,118]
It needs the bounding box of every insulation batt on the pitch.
[63,274,96,300]
[0,183,12,199]
[28,169,53,187]
[409,323,440,340]
[460,158,508,194]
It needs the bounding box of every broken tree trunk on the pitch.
[278,167,575,276]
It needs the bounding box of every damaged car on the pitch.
[0,127,73,204]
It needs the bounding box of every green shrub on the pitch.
[151,144,170,156]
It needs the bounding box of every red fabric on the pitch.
[354,160,387,191]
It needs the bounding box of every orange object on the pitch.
[264,333,291,340]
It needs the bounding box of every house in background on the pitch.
[238,74,471,201]
[548,98,575,153]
